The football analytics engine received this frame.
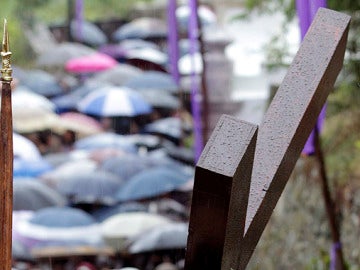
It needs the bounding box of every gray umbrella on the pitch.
[70,20,108,46]
[19,69,64,97]
[87,64,143,86]
[13,180,67,211]
[36,42,96,68]
[126,222,188,254]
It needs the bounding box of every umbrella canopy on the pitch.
[12,107,60,134]
[118,39,161,51]
[87,64,143,86]
[100,154,153,181]
[36,42,96,68]
[143,117,190,143]
[125,222,188,254]
[19,70,64,97]
[139,90,180,109]
[112,17,167,42]
[15,207,102,248]
[91,202,148,222]
[176,5,217,32]
[100,212,171,250]
[13,158,53,178]
[115,166,190,202]
[124,47,168,68]
[51,81,108,112]
[70,19,108,47]
[54,112,104,138]
[13,133,42,161]
[74,132,137,153]
[124,71,178,93]
[65,52,117,73]
[12,87,56,112]
[56,170,124,205]
[40,158,97,188]
[77,86,152,117]
[13,180,67,211]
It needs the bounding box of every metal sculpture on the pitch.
[184,8,351,270]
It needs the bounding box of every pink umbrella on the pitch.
[65,52,117,73]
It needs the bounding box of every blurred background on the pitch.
[0,0,359,269]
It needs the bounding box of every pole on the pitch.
[188,0,204,161]
[0,19,13,270]
[314,127,346,270]
[75,0,84,42]
[167,0,180,85]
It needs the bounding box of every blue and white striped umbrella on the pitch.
[77,86,152,117]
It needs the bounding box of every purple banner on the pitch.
[188,0,203,161]
[167,0,180,85]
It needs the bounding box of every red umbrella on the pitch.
[65,52,117,73]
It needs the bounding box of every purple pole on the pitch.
[167,0,180,85]
[75,0,83,42]
[297,0,327,155]
[188,0,203,161]
[295,0,311,39]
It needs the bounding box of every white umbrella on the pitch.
[12,87,56,112]
[100,212,171,251]
[13,133,42,161]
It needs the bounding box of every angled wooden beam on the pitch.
[184,8,351,270]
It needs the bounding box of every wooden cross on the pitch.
[184,8,351,270]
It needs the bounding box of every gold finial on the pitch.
[1,18,12,82]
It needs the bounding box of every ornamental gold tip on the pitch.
[1,18,12,82]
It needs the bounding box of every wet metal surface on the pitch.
[184,8,350,270]
[185,115,258,270]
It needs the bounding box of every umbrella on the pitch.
[125,222,188,254]
[65,52,117,73]
[100,154,153,181]
[56,170,124,205]
[176,5,217,32]
[86,64,143,86]
[74,132,137,153]
[100,212,171,251]
[36,42,96,68]
[51,81,109,112]
[12,87,56,112]
[112,17,167,42]
[124,71,178,93]
[13,133,42,161]
[125,47,168,70]
[143,117,190,144]
[12,107,60,134]
[54,112,104,138]
[40,158,97,188]
[115,167,190,202]
[15,207,102,248]
[138,90,180,109]
[118,39,161,51]
[13,157,53,178]
[13,180,67,211]
[19,70,64,97]
[123,134,162,151]
[178,52,203,75]
[77,86,152,117]
[70,20,108,47]
[91,202,148,222]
